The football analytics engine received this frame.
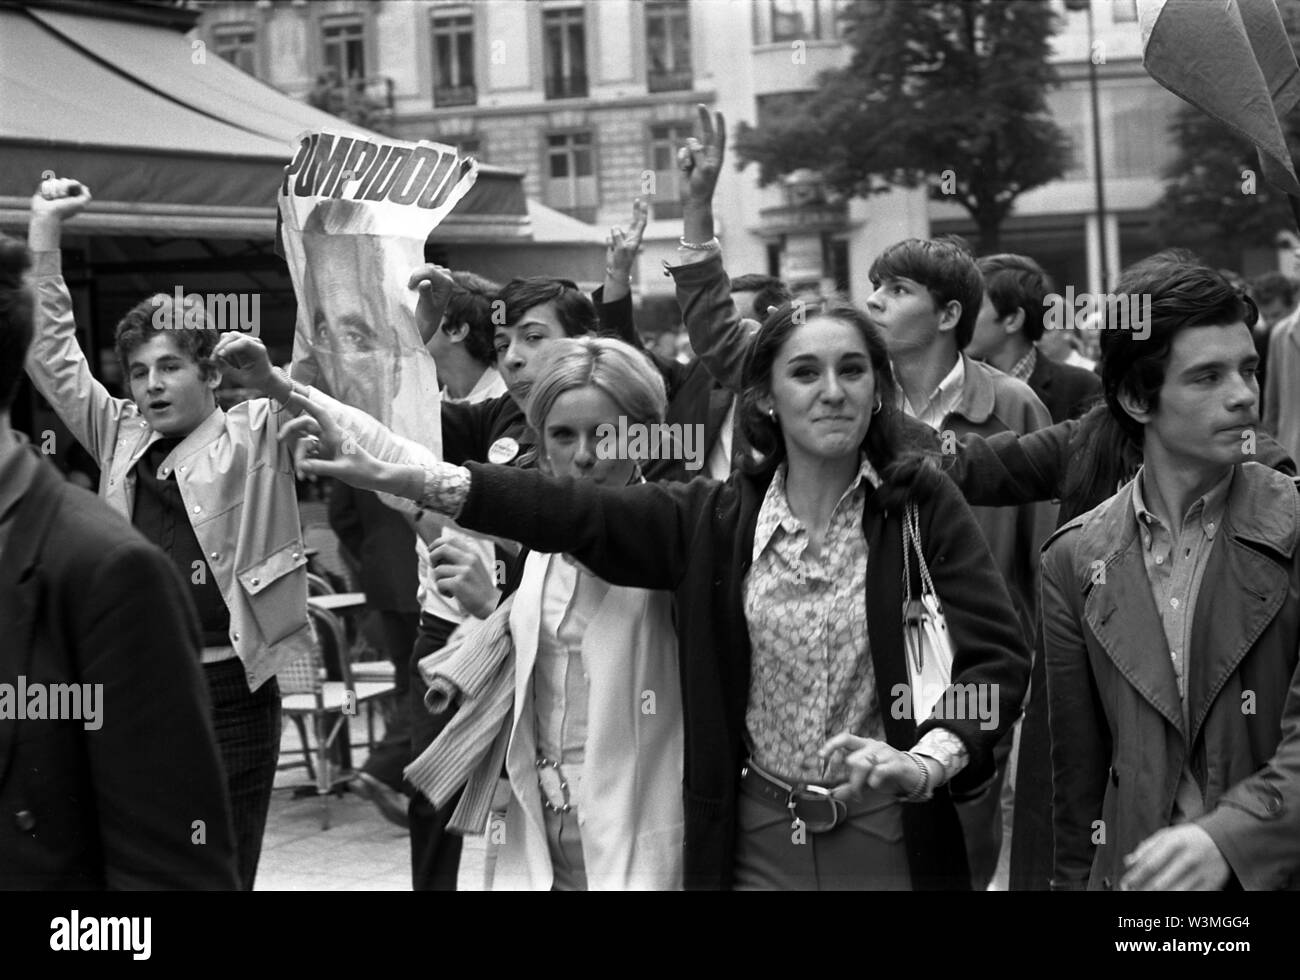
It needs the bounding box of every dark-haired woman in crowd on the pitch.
[283,300,1031,890]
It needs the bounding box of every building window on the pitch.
[322,17,366,82]
[645,0,692,92]
[647,122,692,221]
[756,91,815,130]
[543,7,588,99]
[213,23,257,75]
[1045,86,1089,179]
[431,9,478,106]
[755,0,843,44]
[771,0,818,41]
[1111,1,1138,23]
[546,132,597,222]
[1107,83,1178,178]
[432,9,476,106]
[826,236,850,297]
[767,241,783,280]
[458,136,484,161]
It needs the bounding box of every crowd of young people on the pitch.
[3,105,1299,892]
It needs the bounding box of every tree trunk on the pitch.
[973,215,1000,255]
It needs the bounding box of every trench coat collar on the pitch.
[1076,463,1298,743]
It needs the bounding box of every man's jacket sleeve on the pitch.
[26,250,133,466]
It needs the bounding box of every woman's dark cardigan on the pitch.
[457,460,1032,890]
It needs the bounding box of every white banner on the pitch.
[278,130,479,455]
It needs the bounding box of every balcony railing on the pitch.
[647,67,693,93]
[545,72,589,100]
[308,74,395,127]
[434,83,477,108]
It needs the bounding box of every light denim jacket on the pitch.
[26,250,412,691]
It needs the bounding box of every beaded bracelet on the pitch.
[679,235,720,251]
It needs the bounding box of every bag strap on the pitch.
[902,499,939,604]
[902,501,915,605]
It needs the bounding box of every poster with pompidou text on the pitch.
[278,130,479,461]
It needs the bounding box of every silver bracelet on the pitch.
[604,265,632,284]
[901,752,933,803]
[678,235,720,251]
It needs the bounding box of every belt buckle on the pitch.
[786,782,847,834]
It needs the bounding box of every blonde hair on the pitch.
[525,337,667,434]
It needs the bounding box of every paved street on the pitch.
[256,716,485,891]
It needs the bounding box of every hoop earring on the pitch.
[872,399,883,415]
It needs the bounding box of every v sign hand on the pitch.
[679,104,727,207]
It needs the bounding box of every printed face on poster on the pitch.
[279,131,479,456]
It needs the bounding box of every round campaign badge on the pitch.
[487,436,520,464]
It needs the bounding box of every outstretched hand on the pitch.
[279,391,384,489]
[678,104,726,206]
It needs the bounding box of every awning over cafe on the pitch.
[0,1,536,240]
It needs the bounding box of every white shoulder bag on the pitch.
[901,500,955,724]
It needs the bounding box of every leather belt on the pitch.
[741,759,848,834]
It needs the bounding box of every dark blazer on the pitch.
[0,452,237,889]
[328,482,419,612]
[646,359,736,483]
[1026,351,1103,424]
[594,286,738,484]
[453,460,1031,889]
[945,416,1296,890]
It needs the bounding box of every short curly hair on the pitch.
[114,293,220,378]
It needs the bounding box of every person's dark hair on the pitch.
[498,276,596,337]
[977,253,1054,343]
[1218,268,1247,292]
[868,237,984,349]
[443,270,500,366]
[729,273,792,320]
[1250,270,1296,310]
[738,299,939,507]
[1061,255,1258,513]
[0,233,33,412]
[114,293,220,378]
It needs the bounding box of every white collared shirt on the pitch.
[899,355,966,431]
[706,396,738,482]
[445,365,508,404]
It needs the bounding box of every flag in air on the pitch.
[1138,0,1300,199]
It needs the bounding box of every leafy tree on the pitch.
[733,0,1072,252]
[1150,1,1300,269]
[1150,107,1300,270]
